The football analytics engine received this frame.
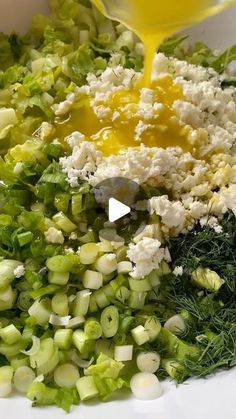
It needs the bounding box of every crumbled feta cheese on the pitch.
[69,232,78,240]
[149,196,186,232]
[93,105,111,119]
[60,141,102,187]
[152,53,170,80]
[44,227,64,244]
[64,247,74,254]
[220,184,236,216]
[127,237,171,279]
[173,100,202,127]
[14,265,25,278]
[54,93,76,116]
[134,121,154,142]
[173,266,183,277]
[200,216,223,233]
[66,131,86,148]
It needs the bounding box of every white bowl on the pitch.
[0,2,236,419]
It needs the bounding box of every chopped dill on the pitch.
[153,213,236,382]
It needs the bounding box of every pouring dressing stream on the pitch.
[92,0,236,85]
[55,0,236,155]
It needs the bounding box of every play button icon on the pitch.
[108,198,131,222]
[91,177,149,241]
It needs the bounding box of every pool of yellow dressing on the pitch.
[55,76,193,155]
[55,0,235,155]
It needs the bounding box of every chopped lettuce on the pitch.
[86,354,124,379]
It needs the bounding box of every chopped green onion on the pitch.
[103,284,116,299]
[97,241,113,253]
[114,345,133,361]
[116,246,128,262]
[54,329,73,350]
[66,316,85,329]
[46,255,78,273]
[0,286,14,303]
[89,295,99,313]
[72,330,95,354]
[94,254,117,275]
[130,372,162,400]
[94,289,110,309]
[0,260,22,289]
[84,318,103,340]
[100,306,119,338]
[115,286,130,304]
[33,345,59,376]
[164,314,186,336]
[73,290,91,317]
[80,243,99,265]
[0,366,14,397]
[128,278,151,292]
[144,317,161,341]
[131,325,149,346]
[71,194,83,216]
[129,291,147,309]
[17,231,34,247]
[48,271,70,285]
[0,324,21,345]
[49,314,71,326]
[136,352,160,373]
[54,363,80,388]
[148,270,161,287]
[76,376,98,401]
[94,339,114,358]
[30,338,54,372]
[53,212,77,233]
[28,300,51,326]
[27,382,58,406]
[13,366,35,394]
[117,261,132,274]
[83,270,103,290]
[52,294,69,316]
[0,341,27,358]
[54,193,70,213]
[11,356,29,370]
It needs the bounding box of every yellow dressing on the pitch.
[92,0,236,85]
[55,76,193,155]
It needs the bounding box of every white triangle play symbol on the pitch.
[108,197,131,223]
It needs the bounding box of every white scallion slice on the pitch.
[54,363,80,388]
[114,345,133,361]
[94,254,117,275]
[65,316,85,329]
[136,352,161,373]
[13,366,35,393]
[130,372,162,400]
[0,366,14,398]
[164,314,186,335]
[131,325,149,346]
[21,336,40,356]
[83,270,103,290]
[117,261,133,274]
[0,383,12,398]
[49,314,71,326]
